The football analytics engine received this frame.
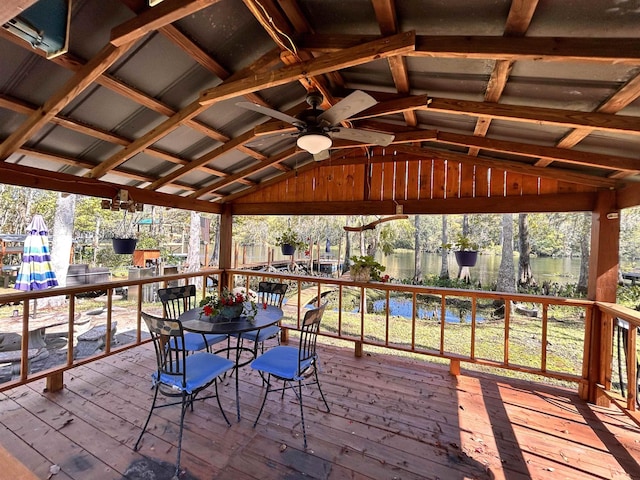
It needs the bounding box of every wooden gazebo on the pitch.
[1,1,640,477]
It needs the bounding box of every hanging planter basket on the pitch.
[280,243,296,256]
[112,238,137,254]
[454,250,478,267]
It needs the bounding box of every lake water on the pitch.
[243,245,581,287]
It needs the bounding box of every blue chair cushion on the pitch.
[203,333,228,347]
[155,352,234,394]
[169,332,208,351]
[250,346,314,380]
[234,325,280,343]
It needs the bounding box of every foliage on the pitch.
[199,288,257,319]
[350,255,386,281]
[419,274,482,290]
[106,210,139,239]
[616,284,640,309]
[443,233,479,251]
[275,226,306,250]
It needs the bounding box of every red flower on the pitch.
[203,305,213,316]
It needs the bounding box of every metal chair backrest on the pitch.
[157,284,196,319]
[141,311,187,391]
[257,281,288,308]
[298,303,326,366]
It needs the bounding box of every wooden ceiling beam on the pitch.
[147,130,258,189]
[231,192,598,216]
[537,72,640,167]
[372,0,417,126]
[16,147,225,194]
[427,97,640,135]
[110,0,219,47]
[159,24,269,107]
[0,93,233,178]
[0,41,137,162]
[199,31,415,104]
[86,46,285,180]
[190,146,298,198]
[434,131,640,173]
[300,34,640,64]
[0,160,222,213]
[468,0,536,156]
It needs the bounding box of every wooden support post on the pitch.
[219,205,233,290]
[355,340,363,357]
[585,191,620,404]
[450,359,461,376]
[280,326,289,344]
[46,371,64,392]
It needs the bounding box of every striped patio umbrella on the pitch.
[14,214,59,292]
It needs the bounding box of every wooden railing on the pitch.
[227,269,594,385]
[2,267,639,426]
[595,301,640,424]
[0,269,221,392]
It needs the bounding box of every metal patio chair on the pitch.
[158,284,228,353]
[135,312,235,477]
[234,281,288,356]
[250,303,330,448]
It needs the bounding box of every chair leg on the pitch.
[174,392,189,478]
[214,379,231,427]
[297,380,307,449]
[134,384,160,451]
[253,374,272,428]
[314,367,330,413]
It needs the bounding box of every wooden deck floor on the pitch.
[1,343,639,480]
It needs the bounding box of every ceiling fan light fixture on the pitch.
[297,132,332,155]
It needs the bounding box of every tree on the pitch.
[40,193,76,309]
[186,211,201,286]
[496,214,516,293]
[577,212,590,294]
[439,215,449,279]
[518,213,536,287]
[414,215,422,283]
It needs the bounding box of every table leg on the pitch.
[235,334,242,422]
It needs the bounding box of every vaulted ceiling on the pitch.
[1,0,640,215]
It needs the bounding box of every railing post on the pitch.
[46,372,64,392]
[450,359,460,376]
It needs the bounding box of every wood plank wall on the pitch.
[233,153,596,204]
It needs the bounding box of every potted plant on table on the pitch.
[275,227,306,256]
[199,288,257,320]
[349,255,386,282]
[444,233,479,267]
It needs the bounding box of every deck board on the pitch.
[1,343,639,479]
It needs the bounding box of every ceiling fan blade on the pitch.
[313,150,330,161]
[330,127,395,146]
[318,90,378,126]
[236,101,303,126]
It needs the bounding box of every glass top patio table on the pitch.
[178,303,283,421]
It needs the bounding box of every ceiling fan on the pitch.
[237,90,395,160]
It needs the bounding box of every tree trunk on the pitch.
[518,213,536,287]
[210,215,220,265]
[343,222,352,274]
[414,215,422,284]
[577,212,590,294]
[186,212,202,288]
[439,215,449,279]
[496,214,516,294]
[44,193,76,308]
